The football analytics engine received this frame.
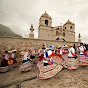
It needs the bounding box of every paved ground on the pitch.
[0,64,88,88]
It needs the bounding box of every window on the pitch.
[70,26,72,30]
[56,28,59,30]
[56,31,59,35]
[45,20,48,25]
[63,29,65,31]
[65,27,66,29]
[63,32,65,36]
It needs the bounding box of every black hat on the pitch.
[5,51,8,53]
[80,43,83,45]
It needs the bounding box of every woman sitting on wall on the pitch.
[10,50,18,68]
[1,51,9,67]
[0,51,12,72]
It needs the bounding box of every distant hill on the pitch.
[0,24,22,37]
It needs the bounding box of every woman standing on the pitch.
[37,45,63,79]
[78,43,88,65]
[19,49,33,72]
[62,43,79,69]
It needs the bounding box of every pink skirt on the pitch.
[62,55,79,69]
[79,55,88,66]
[37,61,63,79]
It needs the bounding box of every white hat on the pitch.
[64,45,68,47]
[12,50,17,52]
[58,45,61,48]
[8,51,12,53]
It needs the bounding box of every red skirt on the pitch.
[39,54,44,61]
[1,59,8,67]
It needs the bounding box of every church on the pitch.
[38,12,75,42]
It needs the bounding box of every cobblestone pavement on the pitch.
[0,64,88,88]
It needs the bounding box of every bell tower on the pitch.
[38,11,52,39]
[39,11,52,27]
[63,20,75,42]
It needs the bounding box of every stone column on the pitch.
[29,24,34,39]
[59,27,63,41]
[78,33,81,42]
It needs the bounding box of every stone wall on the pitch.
[0,37,80,58]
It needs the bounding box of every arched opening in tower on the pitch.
[45,20,48,25]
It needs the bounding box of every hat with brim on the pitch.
[42,46,46,49]
[64,45,68,47]
[47,45,54,50]
[12,50,17,53]
[68,43,73,47]
[8,51,12,53]
[58,45,61,48]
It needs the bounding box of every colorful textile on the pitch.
[62,55,79,69]
[52,55,62,65]
[79,54,88,65]
[0,66,11,72]
[1,59,8,67]
[39,54,44,61]
[19,61,33,72]
[37,61,63,79]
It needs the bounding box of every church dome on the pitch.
[40,11,52,19]
[64,20,74,25]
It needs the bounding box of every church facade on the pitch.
[38,12,75,42]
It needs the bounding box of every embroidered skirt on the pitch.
[37,61,63,79]
[19,61,33,72]
[52,55,62,65]
[62,55,79,69]
[79,54,88,66]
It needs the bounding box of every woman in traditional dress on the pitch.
[62,43,79,69]
[0,51,10,72]
[38,45,46,61]
[62,45,69,61]
[29,49,37,64]
[53,46,63,65]
[78,43,88,65]
[37,45,63,79]
[10,50,18,67]
[19,49,33,72]
[1,51,9,67]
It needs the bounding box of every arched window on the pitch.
[63,32,65,36]
[70,26,72,30]
[45,20,48,25]
[56,31,59,35]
